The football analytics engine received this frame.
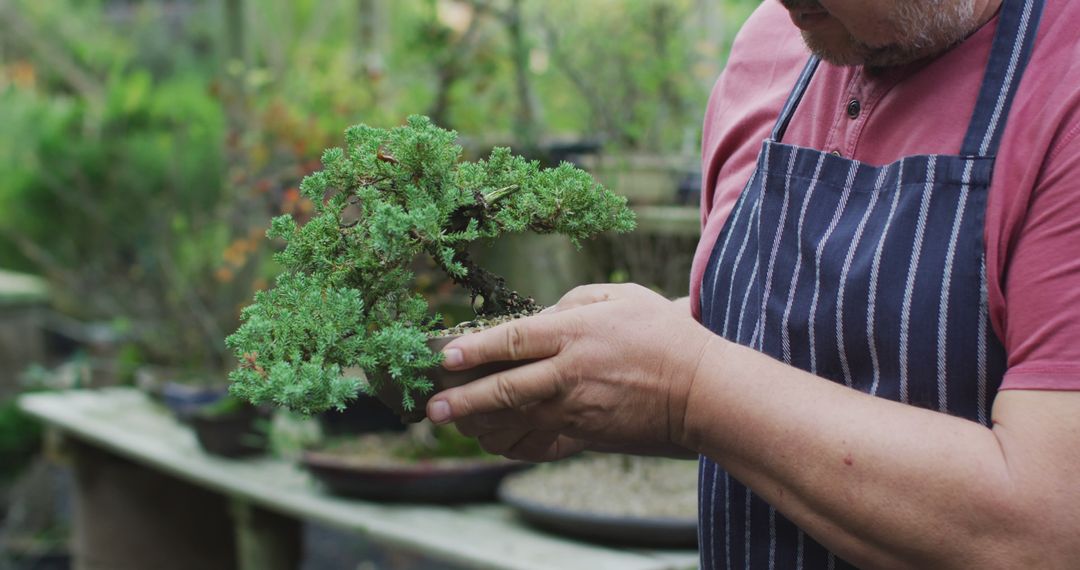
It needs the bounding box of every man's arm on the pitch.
[429,284,1080,569]
[671,296,691,316]
[684,338,1080,569]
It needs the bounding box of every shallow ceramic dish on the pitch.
[301,450,529,503]
[498,486,698,548]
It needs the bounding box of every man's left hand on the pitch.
[425,283,716,462]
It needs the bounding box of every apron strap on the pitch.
[960,0,1045,157]
[770,56,822,142]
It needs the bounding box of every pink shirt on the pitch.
[690,0,1080,391]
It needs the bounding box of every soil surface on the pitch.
[313,422,503,467]
[434,306,545,338]
[500,454,698,520]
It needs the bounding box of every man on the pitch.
[424,0,1080,567]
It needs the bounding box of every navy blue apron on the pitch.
[697,0,1045,567]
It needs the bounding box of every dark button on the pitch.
[830,150,842,157]
[846,98,861,119]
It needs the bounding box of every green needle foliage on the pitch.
[227,116,635,415]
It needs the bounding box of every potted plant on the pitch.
[187,395,272,458]
[498,453,699,547]
[301,422,528,503]
[225,115,635,422]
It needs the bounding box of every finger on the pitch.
[454,409,525,437]
[477,428,532,457]
[547,435,588,461]
[508,432,587,462]
[441,313,565,370]
[427,358,563,424]
[504,430,559,461]
[551,284,622,313]
[455,401,564,436]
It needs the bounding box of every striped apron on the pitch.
[697,0,1045,567]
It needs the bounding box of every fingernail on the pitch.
[442,348,463,368]
[428,400,451,424]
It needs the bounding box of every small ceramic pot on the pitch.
[160,382,230,421]
[190,406,271,458]
[372,335,524,424]
[317,393,408,436]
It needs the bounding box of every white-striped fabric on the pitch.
[695,0,1044,566]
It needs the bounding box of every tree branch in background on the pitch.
[537,12,619,145]
[648,2,689,143]
[504,0,541,151]
[156,246,228,370]
[457,0,542,150]
[0,0,104,106]
[294,3,336,71]
[223,0,245,65]
[427,2,486,126]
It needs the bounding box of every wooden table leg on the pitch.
[68,438,236,570]
[230,499,302,570]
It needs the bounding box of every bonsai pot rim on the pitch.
[497,484,698,548]
[300,448,530,503]
[371,333,528,424]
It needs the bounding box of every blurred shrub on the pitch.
[0,70,243,369]
[0,1,341,375]
[532,0,727,152]
[0,399,41,483]
[0,0,760,377]
[0,71,224,265]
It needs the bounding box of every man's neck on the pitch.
[974,0,1005,29]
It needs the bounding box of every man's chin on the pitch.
[800,31,871,67]
[801,31,929,68]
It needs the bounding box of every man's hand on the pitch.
[425,284,714,462]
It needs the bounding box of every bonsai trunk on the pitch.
[433,249,538,317]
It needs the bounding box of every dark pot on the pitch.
[301,450,530,503]
[317,394,407,436]
[160,382,229,420]
[372,335,525,424]
[190,406,270,458]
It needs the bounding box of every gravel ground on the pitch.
[500,454,698,520]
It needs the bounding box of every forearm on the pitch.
[671,296,691,316]
[682,337,1058,569]
[585,440,697,460]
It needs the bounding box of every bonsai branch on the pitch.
[447,185,518,233]
[376,148,399,165]
[430,247,537,317]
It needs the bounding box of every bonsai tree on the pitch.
[226,115,634,415]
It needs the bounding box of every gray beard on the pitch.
[800,0,978,68]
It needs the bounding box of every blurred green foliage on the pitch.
[0,72,224,271]
[0,399,42,482]
[0,0,756,375]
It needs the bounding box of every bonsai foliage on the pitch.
[227,116,635,415]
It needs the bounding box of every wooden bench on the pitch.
[19,388,698,570]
